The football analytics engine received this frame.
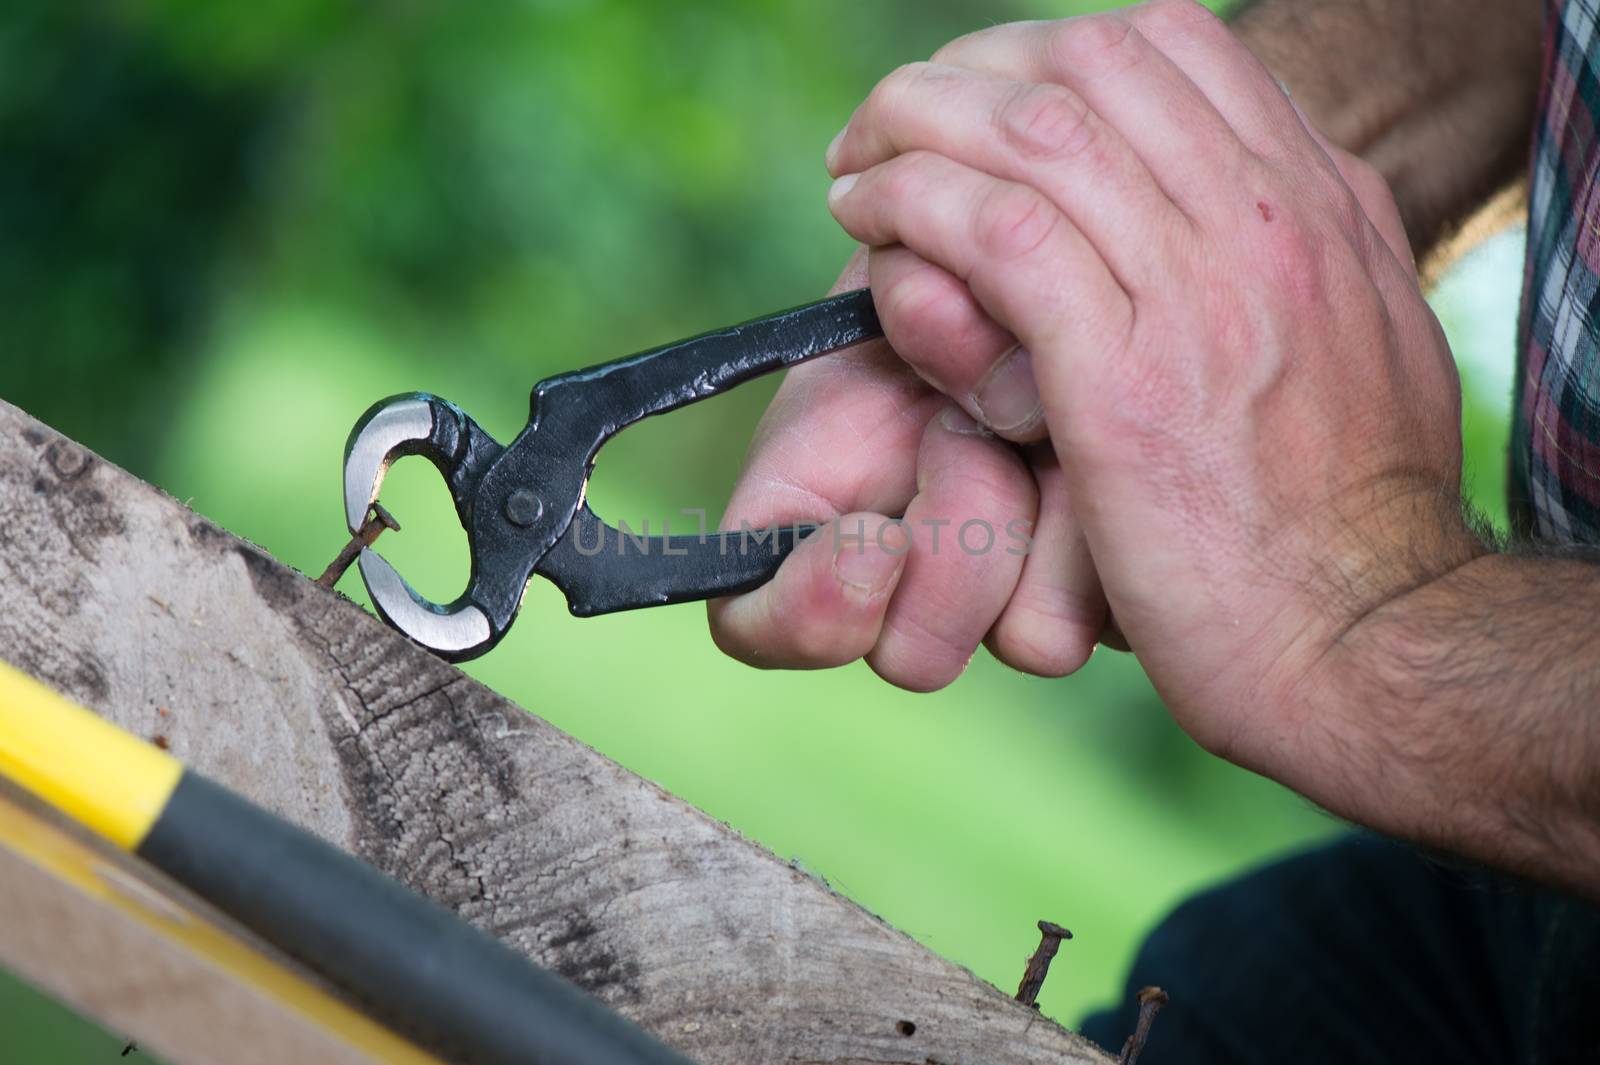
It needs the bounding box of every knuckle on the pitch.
[880,270,956,356]
[877,151,930,201]
[997,81,1095,161]
[945,459,1035,516]
[922,432,1037,513]
[989,603,1097,678]
[931,19,1051,65]
[1343,156,1397,212]
[888,60,936,90]
[1133,0,1222,37]
[1258,217,1327,303]
[788,613,846,664]
[1338,151,1381,189]
[707,605,762,665]
[707,627,746,665]
[1332,183,1369,239]
[930,27,987,64]
[879,260,946,323]
[1046,14,1138,77]
[873,612,971,692]
[874,61,934,116]
[973,183,1060,262]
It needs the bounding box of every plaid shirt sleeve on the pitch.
[1515,0,1600,542]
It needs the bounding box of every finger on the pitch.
[829,61,1182,287]
[726,337,939,527]
[1118,1,1420,273]
[868,244,1045,441]
[868,407,1035,691]
[712,356,940,663]
[832,242,869,290]
[984,445,1106,677]
[829,151,1133,358]
[1120,0,1328,170]
[931,7,1408,277]
[711,250,947,667]
[709,513,909,669]
[929,12,1251,216]
[722,243,942,532]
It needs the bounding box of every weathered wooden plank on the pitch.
[0,783,443,1065]
[0,399,1110,1065]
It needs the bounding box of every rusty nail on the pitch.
[316,503,401,589]
[1015,919,1072,1008]
[1116,986,1168,1065]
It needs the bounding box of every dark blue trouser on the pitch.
[1078,835,1600,1064]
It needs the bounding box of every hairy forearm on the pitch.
[1313,549,1600,897]
[1230,0,1543,254]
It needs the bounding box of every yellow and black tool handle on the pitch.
[0,660,693,1065]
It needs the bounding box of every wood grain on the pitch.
[0,399,1111,1065]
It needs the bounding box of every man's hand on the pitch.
[712,0,1600,897]
[824,0,1495,784]
[716,0,1489,815]
[707,0,1543,697]
[705,245,1107,690]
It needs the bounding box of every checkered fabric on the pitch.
[1515,0,1600,541]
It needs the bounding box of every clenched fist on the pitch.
[709,0,1485,812]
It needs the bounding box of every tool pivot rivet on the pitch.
[505,489,543,527]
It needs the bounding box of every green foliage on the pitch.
[0,975,135,1061]
[0,0,1519,1055]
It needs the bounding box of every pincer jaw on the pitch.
[356,548,494,659]
[343,395,446,534]
[341,393,499,659]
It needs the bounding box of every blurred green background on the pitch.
[0,0,1521,1059]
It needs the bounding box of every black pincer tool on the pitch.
[341,289,881,661]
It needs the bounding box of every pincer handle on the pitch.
[466,289,883,637]
[531,289,882,445]
[534,507,819,616]
[343,290,886,662]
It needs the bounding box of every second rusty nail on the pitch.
[1117,986,1168,1065]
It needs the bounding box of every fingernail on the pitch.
[939,404,992,436]
[970,346,1043,435]
[833,524,907,593]
[828,172,859,209]
[825,126,847,172]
